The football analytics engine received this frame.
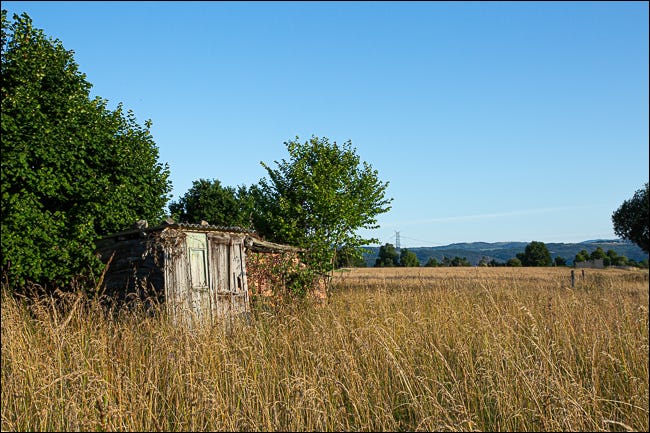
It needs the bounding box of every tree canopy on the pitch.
[168,179,253,228]
[374,243,399,267]
[612,183,649,253]
[424,257,440,267]
[1,11,171,288]
[399,248,420,267]
[335,246,367,268]
[253,136,392,277]
[517,241,552,267]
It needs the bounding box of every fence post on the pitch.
[571,270,575,288]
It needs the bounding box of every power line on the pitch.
[372,231,443,248]
[397,233,445,247]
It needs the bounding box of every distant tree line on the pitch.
[424,256,472,267]
[372,243,472,268]
[373,244,421,267]
[366,240,649,269]
[573,247,648,268]
[475,241,647,268]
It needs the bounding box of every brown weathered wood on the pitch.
[247,236,303,253]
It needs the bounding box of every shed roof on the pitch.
[97,220,302,253]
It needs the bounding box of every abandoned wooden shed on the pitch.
[94,219,299,324]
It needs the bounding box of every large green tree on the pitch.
[253,136,392,278]
[168,179,253,228]
[374,243,399,267]
[399,248,420,267]
[449,256,471,267]
[612,183,649,253]
[335,246,367,268]
[1,11,171,288]
[590,247,606,261]
[424,257,440,267]
[574,249,589,264]
[518,241,552,266]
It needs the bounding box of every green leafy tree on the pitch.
[335,246,367,268]
[606,249,618,262]
[375,243,399,267]
[424,257,439,267]
[519,241,552,266]
[507,258,522,267]
[590,247,606,261]
[439,255,471,267]
[612,182,649,253]
[554,256,567,267]
[169,179,253,228]
[399,248,420,267]
[574,249,589,264]
[254,136,392,279]
[450,256,471,267]
[605,249,628,266]
[587,247,608,266]
[1,11,171,288]
[612,255,628,267]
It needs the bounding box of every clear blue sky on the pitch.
[4,1,649,247]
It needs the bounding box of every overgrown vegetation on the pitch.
[2,267,647,431]
[246,251,325,301]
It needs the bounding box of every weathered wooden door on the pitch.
[208,233,250,321]
[186,232,212,322]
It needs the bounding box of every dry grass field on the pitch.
[2,266,648,431]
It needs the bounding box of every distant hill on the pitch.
[361,240,648,267]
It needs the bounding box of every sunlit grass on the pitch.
[2,267,648,431]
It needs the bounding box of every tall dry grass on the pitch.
[1,267,648,431]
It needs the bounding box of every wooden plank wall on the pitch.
[95,234,164,303]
